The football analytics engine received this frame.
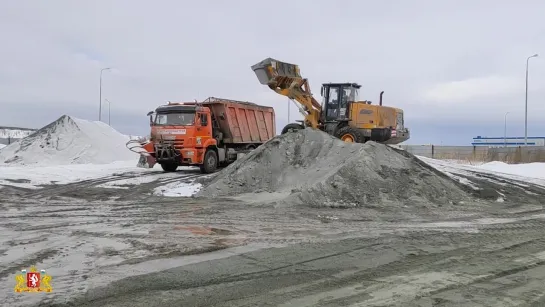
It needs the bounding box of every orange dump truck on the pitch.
[129,97,276,173]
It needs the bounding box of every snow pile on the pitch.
[0,144,5,150]
[196,128,474,208]
[0,115,139,166]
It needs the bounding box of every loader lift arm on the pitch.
[251,58,322,129]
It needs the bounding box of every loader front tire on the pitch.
[200,150,218,174]
[160,163,178,172]
[281,123,304,134]
[335,126,366,144]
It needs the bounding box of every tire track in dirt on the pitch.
[0,248,59,279]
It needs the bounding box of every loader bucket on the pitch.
[251,58,302,87]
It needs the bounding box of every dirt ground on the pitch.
[1,165,545,306]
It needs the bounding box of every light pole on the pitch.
[504,112,510,147]
[105,99,112,125]
[525,54,538,146]
[287,98,290,122]
[99,67,111,121]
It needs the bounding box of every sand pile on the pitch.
[0,115,139,166]
[196,128,474,207]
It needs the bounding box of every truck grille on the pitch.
[156,139,184,148]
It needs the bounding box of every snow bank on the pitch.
[476,161,545,180]
[418,156,545,188]
[0,144,5,150]
[0,115,139,166]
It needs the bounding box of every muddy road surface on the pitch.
[1,165,545,306]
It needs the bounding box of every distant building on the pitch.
[472,136,545,147]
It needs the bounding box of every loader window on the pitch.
[326,87,339,118]
[154,113,195,126]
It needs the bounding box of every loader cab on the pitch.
[321,83,361,122]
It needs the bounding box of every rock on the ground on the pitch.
[196,128,475,208]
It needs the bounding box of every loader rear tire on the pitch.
[160,163,178,172]
[200,150,218,174]
[281,123,304,134]
[335,126,366,143]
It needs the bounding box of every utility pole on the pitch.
[525,54,538,146]
[99,67,111,121]
[105,99,112,125]
[288,98,290,122]
[504,111,510,147]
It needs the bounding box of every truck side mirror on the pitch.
[201,114,208,126]
[320,86,324,96]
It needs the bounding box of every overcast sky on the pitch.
[1,0,544,145]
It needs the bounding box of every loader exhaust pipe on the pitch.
[379,91,384,106]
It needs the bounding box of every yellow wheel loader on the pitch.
[251,58,410,144]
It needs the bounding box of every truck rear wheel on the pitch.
[281,123,304,134]
[200,150,218,174]
[160,163,178,172]
[335,126,366,143]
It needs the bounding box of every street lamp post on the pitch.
[287,98,290,122]
[99,67,111,121]
[105,99,112,125]
[504,112,510,147]
[525,54,538,146]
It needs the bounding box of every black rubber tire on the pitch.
[160,163,178,172]
[281,123,304,134]
[334,126,366,143]
[200,150,218,174]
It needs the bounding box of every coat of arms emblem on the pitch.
[14,266,53,293]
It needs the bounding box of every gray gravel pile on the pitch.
[196,128,474,208]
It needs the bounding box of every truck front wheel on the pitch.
[160,163,178,172]
[200,150,218,174]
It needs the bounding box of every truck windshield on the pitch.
[154,113,195,126]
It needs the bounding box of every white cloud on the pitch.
[1,0,545,143]
[421,75,525,103]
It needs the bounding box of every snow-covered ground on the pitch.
[0,160,151,188]
[418,156,545,187]
[153,179,203,196]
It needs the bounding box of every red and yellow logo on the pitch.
[14,266,53,293]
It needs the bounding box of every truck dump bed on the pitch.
[203,97,276,144]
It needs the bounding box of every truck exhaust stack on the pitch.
[379,91,384,106]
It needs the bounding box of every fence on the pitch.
[399,145,545,164]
